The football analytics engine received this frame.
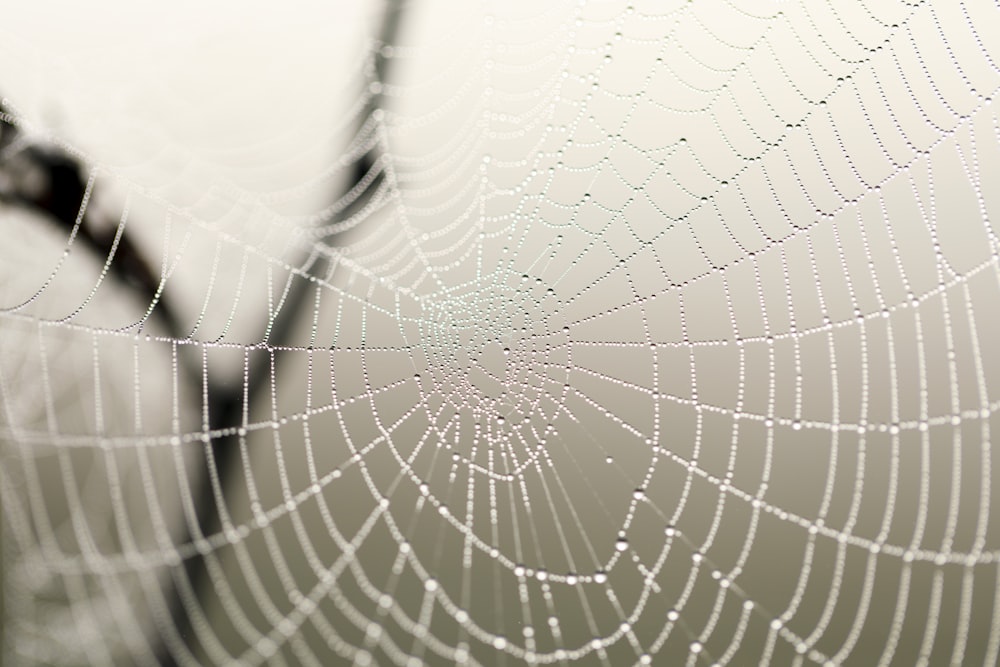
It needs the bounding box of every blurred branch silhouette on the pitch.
[1,2,405,663]
[0,101,184,336]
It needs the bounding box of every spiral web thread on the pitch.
[3,1,1000,665]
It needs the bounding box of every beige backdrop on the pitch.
[3,1,1000,665]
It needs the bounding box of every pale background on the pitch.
[3,1,1000,665]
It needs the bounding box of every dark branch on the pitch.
[160,2,408,663]
[1,3,407,661]
[0,104,184,337]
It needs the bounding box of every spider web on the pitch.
[3,1,1000,665]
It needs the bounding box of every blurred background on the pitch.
[3,1,1000,665]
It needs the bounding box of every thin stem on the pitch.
[159,3,407,663]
